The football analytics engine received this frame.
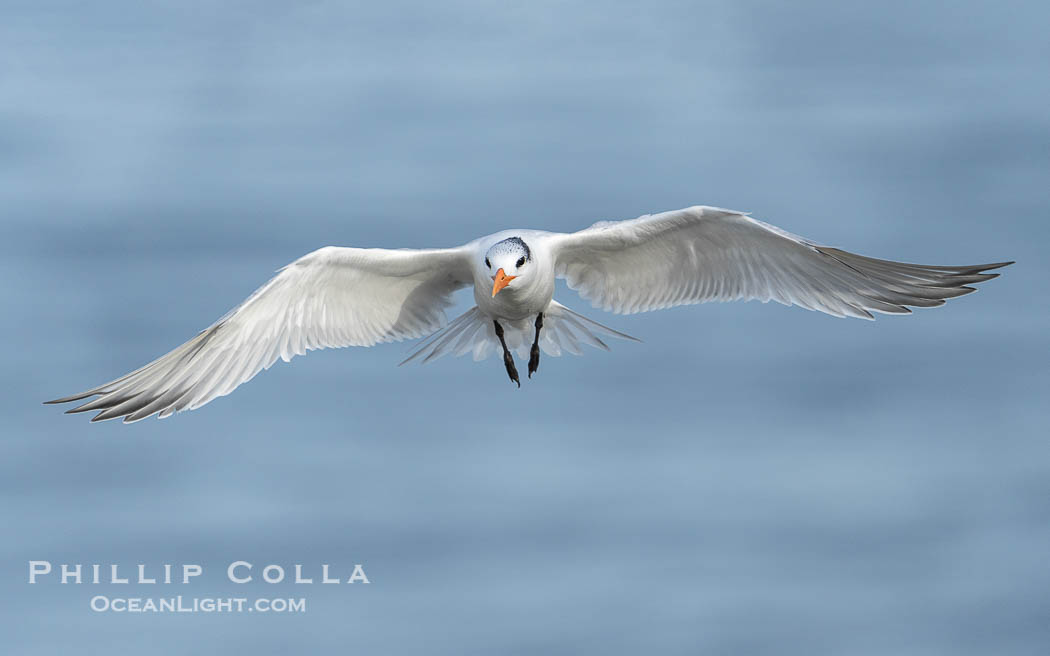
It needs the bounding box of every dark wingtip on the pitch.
[44,393,91,405]
[63,397,105,414]
[979,261,1014,271]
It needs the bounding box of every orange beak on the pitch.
[491,268,516,296]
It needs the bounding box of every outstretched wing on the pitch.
[47,245,473,422]
[549,205,1012,318]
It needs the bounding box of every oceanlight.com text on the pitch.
[90,596,306,613]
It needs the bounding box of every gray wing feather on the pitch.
[47,245,473,422]
[550,206,1011,318]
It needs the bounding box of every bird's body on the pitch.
[47,206,1012,423]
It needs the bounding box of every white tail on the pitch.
[399,300,639,366]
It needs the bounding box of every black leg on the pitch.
[493,320,520,388]
[528,312,543,378]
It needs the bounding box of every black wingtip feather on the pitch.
[91,411,118,423]
[63,397,107,414]
[986,261,1015,270]
[44,392,96,405]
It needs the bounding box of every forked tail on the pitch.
[399,301,639,365]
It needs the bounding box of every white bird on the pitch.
[47,206,1011,423]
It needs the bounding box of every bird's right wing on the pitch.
[547,205,1011,317]
[47,245,474,422]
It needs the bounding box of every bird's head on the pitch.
[484,237,532,297]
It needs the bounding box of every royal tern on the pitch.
[47,205,1012,423]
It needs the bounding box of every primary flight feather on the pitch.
[46,206,1012,423]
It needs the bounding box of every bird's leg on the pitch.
[528,312,543,378]
[493,320,520,388]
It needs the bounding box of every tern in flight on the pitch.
[47,206,1011,423]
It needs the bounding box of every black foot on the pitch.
[503,350,520,387]
[528,313,543,378]
[528,344,540,378]
[493,320,520,388]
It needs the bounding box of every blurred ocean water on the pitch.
[3,2,1048,654]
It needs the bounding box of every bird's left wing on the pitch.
[47,245,474,422]
[548,205,1011,317]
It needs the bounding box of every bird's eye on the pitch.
[485,258,490,268]
[516,257,526,267]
